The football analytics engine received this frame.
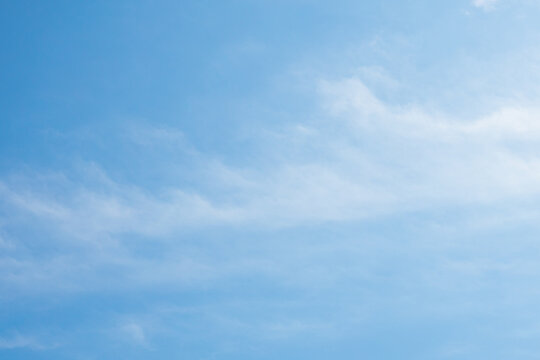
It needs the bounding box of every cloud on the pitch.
[472,0,498,10]
[3,77,540,235]
[118,322,148,346]
[3,74,540,300]
[0,334,55,350]
[0,175,245,240]
[315,77,540,201]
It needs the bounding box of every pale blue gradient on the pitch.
[3,1,540,359]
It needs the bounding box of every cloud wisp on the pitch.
[0,334,56,351]
[1,75,540,296]
[472,0,499,11]
[3,76,540,237]
[3,73,540,359]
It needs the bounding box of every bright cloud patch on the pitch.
[3,77,540,237]
[472,0,499,10]
[3,75,540,299]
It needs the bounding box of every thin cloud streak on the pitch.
[4,77,540,236]
[472,0,499,11]
[3,76,540,298]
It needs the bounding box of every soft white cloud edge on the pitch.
[3,75,540,297]
[472,0,499,10]
[4,77,540,235]
[0,333,56,350]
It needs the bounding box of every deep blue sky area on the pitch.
[3,1,540,359]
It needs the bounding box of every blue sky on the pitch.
[3,0,540,359]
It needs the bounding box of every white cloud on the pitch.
[472,0,498,11]
[4,74,540,298]
[0,334,55,350]
[118,322,148,346]
[319,78,386,116]
[3,77,540,234]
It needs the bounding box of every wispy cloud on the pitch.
[117,322,149,347]
[4,1,540,357]
[3,74,540,299]
[0,333,56,350]
[472,0,499,11]
[3,76,540,236]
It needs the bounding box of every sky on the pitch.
[2,0,540,359]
